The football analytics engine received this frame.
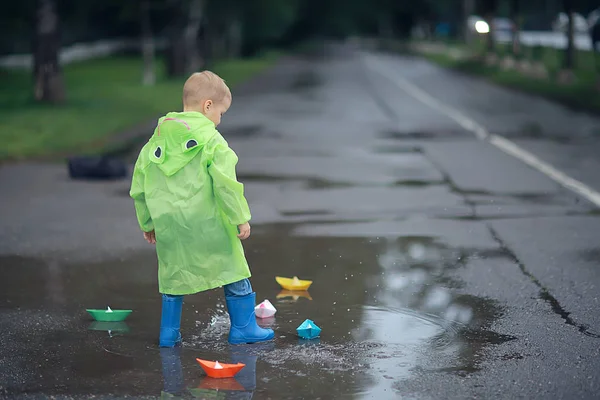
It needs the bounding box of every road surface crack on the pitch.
[487,225,600,339]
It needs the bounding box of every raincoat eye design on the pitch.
[149,138,166,164]
[130,112,252,295]
[185,139,198,149]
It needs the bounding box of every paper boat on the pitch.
[275,276,313,291]
[296,319,321,339]
[86,307,132,322]
[254,299,276,319]
[196,359,245,379]
[276,289,313,301]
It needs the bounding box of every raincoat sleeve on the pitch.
[207,140,251,226]
[130,156,154,232]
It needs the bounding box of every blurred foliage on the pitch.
[420,41,600,114]
[2,0,599,56]
[1,0,598,159]
[0,52,280,161]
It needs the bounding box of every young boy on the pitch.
[129,71,274,347]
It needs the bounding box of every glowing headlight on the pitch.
[475,20,490,33]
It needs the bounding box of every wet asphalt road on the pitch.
[2,45,600,399]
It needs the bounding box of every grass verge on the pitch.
[415,42,600,115]
[0,52,280,162]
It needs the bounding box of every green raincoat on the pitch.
[129,111,251,295]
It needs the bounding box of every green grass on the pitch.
[0,52,280,161]
[416,41,600,115]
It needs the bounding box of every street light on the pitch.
[475,20,490,34]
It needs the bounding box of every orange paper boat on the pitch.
[275,276,313,291]
[196,358,245,379]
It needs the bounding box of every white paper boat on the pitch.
[254,299,277,319]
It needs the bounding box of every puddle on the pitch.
[578,248,600,263]
[450,186,572,207]
[0,232,510,398]
[372,145,423,154]
[497,123,582,144]
[281,210,332,217]
[289,71,322,91]
[221,125,281,139]
[394,179,444,187]
[237,173,354,189]
[380,130,470,141]
[225,125,261,138]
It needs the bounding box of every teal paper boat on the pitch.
[296,319,321,339]
[86,308,132,322]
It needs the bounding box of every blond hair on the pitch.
[182,71,231,109]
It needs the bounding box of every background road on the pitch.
[1,46,600,399]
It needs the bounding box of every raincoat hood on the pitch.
[148,111,217,177]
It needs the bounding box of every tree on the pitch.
[204,0,242,61]
[240,0,301,54]
[33,0,65,103]
[562,0,575,69]
[462,0,476,43]
[140,0,155,85]
[482,0,498,52]
[509,0,520,56]
[166,0,205,77]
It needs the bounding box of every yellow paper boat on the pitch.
[275,276,313,291]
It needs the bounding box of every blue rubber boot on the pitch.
[226,292,274,345]
[159,294,183,348]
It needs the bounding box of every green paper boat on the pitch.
[86,308,132,322]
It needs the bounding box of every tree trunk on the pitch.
[591,21,600,83]
[184,0,204,74]
[33,0,65,104]
[378,13,393,39]
[166,0,205,77]
[166,0,186,76]
[140,0,155,86]
[485,15,495,51]
[483,0,497,52]
[462,0,475,43]
[210,23,227,60]
[227,16,242,59]
[563,0,575,69]
[509,0,520,56]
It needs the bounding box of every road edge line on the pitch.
[365,55,600,208]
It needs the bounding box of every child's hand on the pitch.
[143,230,156,245]
[237,222,251,240]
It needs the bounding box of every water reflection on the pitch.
[160,348,185,397]
[351,235,511,395]
[158,343,268,399]
[88,321,130,337]
[276,290,313,301]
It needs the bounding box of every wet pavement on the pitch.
[2,45,600,399]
